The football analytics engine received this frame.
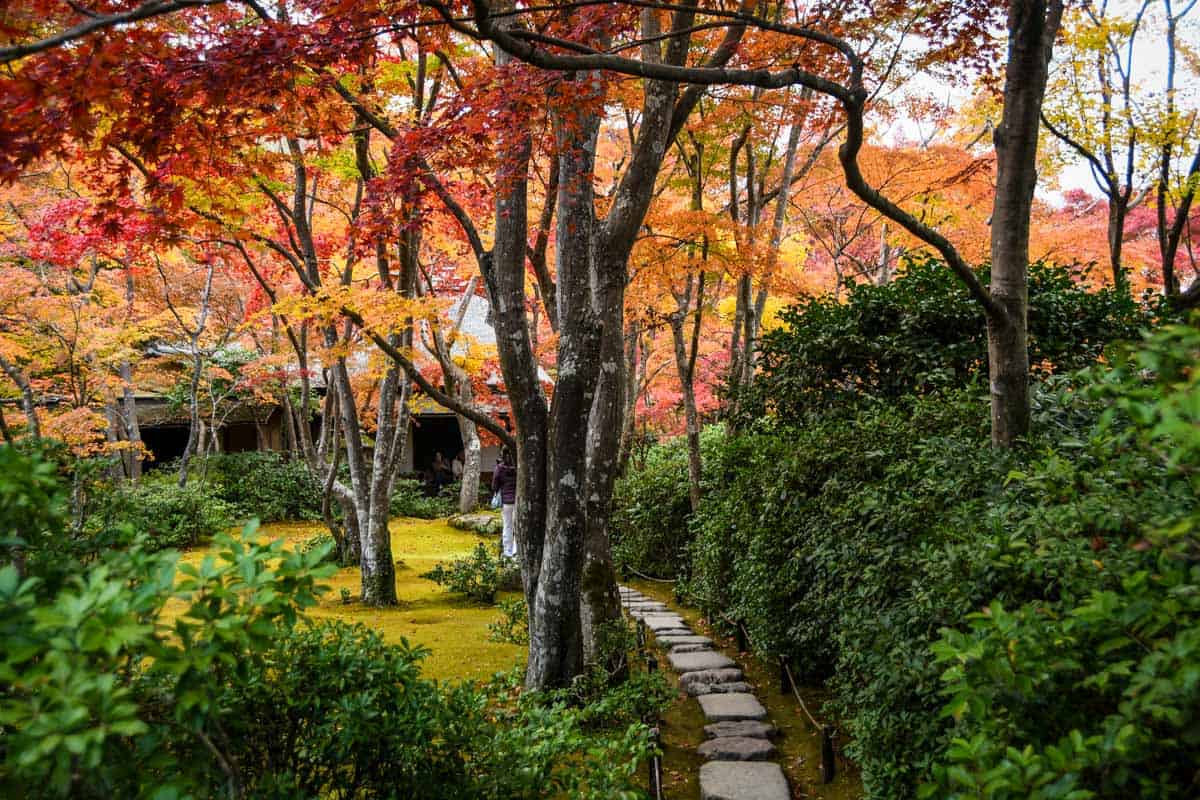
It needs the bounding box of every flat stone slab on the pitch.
[642,615,688,632]
[669,650,737,673]
[670,643,713,654]
[696,693,768,722]
[625,602,669,612]
[654,634,712,647]
[686,681,754,697]
[697,736,776,762]
[699,761,789,800]
[704,721,778,740]
[653,628,694,637]
[679,668,744,691]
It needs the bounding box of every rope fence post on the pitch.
[648,726,664,800]
[636,618,646,656]
[779,655,793,695]
[821,725,836,783]
[735,620,748,653]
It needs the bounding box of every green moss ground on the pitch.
[627,579,864,800]
[175,518,525,683]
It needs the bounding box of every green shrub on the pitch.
[90,480,235,551]
[193,451,323,522]
[921,322,1200,800]
[299,531,339,565]
[746,256,1153,422]
[421,542,505,604]
[663,320,1200,799]
[390,477,458,519]
[488,597,529,645]
[611,425,727,578]
[0,453,662,799]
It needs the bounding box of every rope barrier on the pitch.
[623,565,677,583]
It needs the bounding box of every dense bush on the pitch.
[613,255,1192,798]
[193,451,323,522]
[746,256,1153,421]
[664,325,1199,799]
[611,426,727,578]
[390,477,460,519]
[0,452,664,799]
[89,479,235,551]
[422,541,518,604]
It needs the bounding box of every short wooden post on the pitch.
[647,653,658,673]
[821,725,836,783]
[636,618,647,654]
[735,621,749,653]
[648,726,663,799]
[779,655,793,695]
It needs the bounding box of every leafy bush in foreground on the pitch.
[0,451,662,799]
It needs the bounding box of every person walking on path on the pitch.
[491,447,518,558]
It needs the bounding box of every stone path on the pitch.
[619,585,789,800]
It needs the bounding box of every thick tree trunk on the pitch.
[988,0,1063,447]
[526,98,602,690]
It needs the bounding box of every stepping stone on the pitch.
[669,643,713,654]
[654,634,712,648]
[686,681,754,697]
[668,650,736,673]
[653,628,694,637]
[697,736,776,762]
[625,602,669,612]
[703,721,778,740]
[642,615,688,632]
[699,761,789,800]
[678,668,744,691]
[696,693,768,722]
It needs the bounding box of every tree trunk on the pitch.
[120,360,142,480]
[0,355,40,439]
[1107,198,1128,291]
[988,0,1063,447]
[457,407,481,514]
[526,96,602,691]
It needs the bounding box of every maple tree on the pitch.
[3,0,1186,692]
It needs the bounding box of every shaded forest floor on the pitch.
[172,518,526,682]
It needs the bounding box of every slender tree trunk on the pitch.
[988,0,1063,447]
[0,355,40,439]
[1108,198,1128,291]
[457,400,481,514]
[120,360,142,480]
[670,276,704,513]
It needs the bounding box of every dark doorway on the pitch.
[141,425,189,469]
[410,414,463,475]
[222,423,258,453]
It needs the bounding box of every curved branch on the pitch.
[0,0,228,64]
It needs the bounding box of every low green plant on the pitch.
[192,451,323,521]
[421,542,503,604]
[89,480,235,551]
[390,477,459,519]
[299,531,339,565]
[488,597,529,645]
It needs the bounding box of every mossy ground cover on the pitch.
[627,579,864,800]
[172,517,525,682]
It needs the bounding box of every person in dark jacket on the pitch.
[491,447,518,558]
